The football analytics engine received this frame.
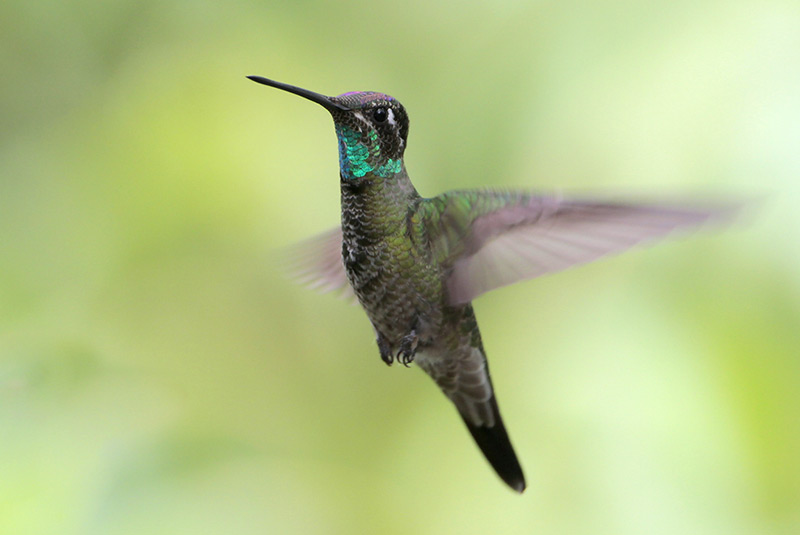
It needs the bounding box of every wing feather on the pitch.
[284,227,356,302]
[423,191,731,305]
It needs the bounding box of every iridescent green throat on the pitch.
[336,124,402,180]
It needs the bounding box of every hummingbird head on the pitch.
[248,76,409,181]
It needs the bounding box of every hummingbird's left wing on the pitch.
[418,190,730,305]
[284,227,356,302]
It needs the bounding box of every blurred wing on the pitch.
[284,227,356,302]
[430,191,728,305]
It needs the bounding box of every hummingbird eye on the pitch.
[373,107,388,123]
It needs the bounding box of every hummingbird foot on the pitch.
[396,330,419,367]
[377,334,395,366]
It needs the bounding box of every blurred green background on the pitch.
[2,1,799,534]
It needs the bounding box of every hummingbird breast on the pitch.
[340,179,443,349]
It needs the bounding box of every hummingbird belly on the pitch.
[344,237,443,350]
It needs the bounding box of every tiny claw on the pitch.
[396,330,419,367]
[377,335,394,366]
[395,349,412,367]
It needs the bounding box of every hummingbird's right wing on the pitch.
[417,190,731,305]
[284,227,356,302]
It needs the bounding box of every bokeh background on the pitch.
[2,1,799,534]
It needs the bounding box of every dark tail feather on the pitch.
[462,395,526,493]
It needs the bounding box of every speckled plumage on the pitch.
[248,75,726,493]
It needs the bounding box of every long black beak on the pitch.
[247,76,348,112]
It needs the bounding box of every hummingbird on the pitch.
[248,75,724,493]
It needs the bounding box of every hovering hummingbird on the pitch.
[248,75,724,493]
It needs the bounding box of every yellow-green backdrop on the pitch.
[2,1,799,534]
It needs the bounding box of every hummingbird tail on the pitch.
[417,335,526,492]
[461,395,526,493]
